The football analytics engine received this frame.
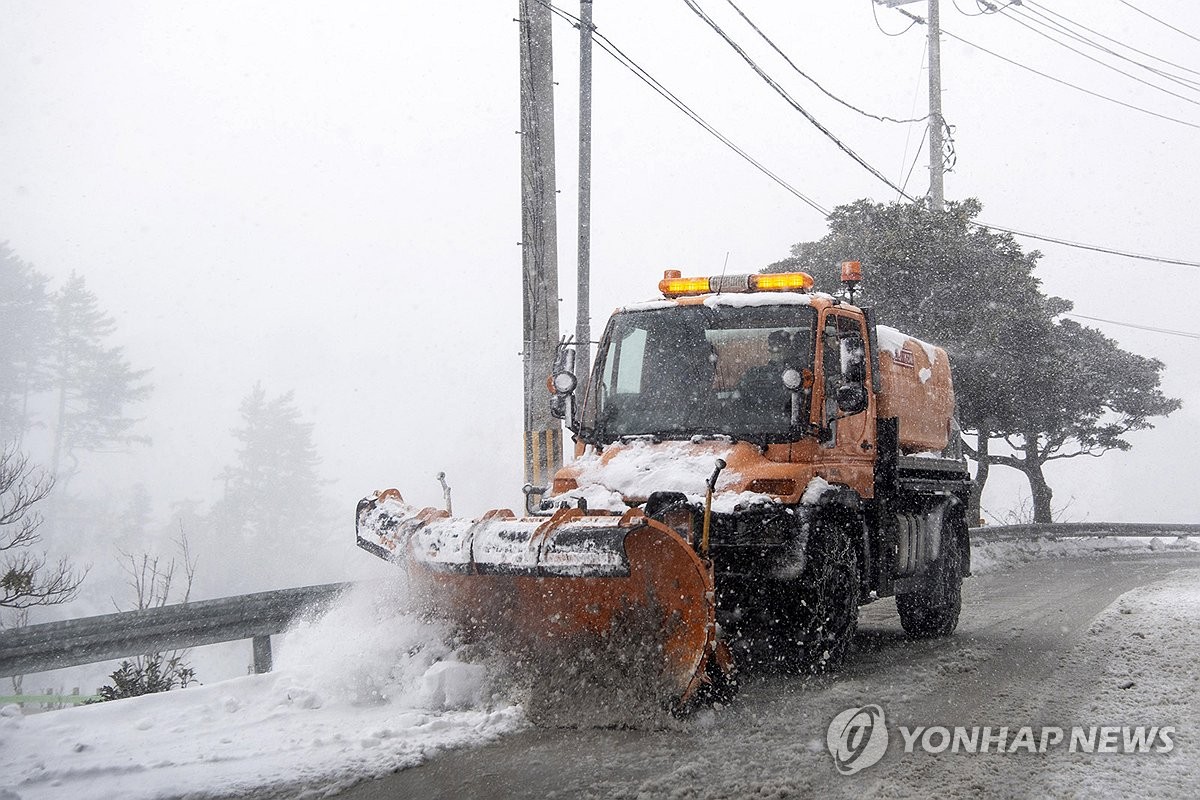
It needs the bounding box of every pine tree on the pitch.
[0,244,54,445]
[212,384,329,578]
[49,273,153,484]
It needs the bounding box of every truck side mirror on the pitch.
[842,334,867,383]
[549,339,579,427]
[836,383,867,414]
[837,334,868,414]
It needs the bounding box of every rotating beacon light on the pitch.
[840,260,862,304]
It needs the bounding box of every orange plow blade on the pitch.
[356,490,734,712]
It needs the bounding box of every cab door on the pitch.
[814,309,877,497]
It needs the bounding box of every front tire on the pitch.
[782,516,860,673]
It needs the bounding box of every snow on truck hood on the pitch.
[554,439,778,513]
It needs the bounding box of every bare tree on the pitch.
[115,525,197,612]
[93,528,199,701]
[1,444,85,609]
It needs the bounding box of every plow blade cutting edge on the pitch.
[355,489,734,711]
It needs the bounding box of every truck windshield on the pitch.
[580,303,816,443]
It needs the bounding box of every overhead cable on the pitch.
[536,0,829,216]
[998,4,1200,107]
[725,0,928,124]
[682,0,914,200]
[1066,313,1200,340]
[539,1,1200,270]
[1023,0,1200,85]
[871,0,918,36]
[888,5,1200,131]
[1117,0,1200,46]
[973,221,1200,268]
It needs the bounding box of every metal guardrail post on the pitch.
[252,635,273,674]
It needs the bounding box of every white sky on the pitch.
[1,0,1197,528]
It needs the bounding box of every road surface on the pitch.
[330,551,1200,799]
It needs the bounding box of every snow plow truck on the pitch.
[357,263,972,711]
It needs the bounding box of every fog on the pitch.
[2,0,1198,610]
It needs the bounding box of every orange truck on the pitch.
[357,264,972,711]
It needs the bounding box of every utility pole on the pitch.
[518,0,562,490]
[576,0,594,379]
[878,0,945,209]
[926,0,945,211]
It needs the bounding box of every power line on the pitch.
[998,4,1200,108]
[951,0,988,18]
[871,0,918,37]
[1117,0,1200,47]
[1016,3,1200,92]
[895,39,930,197]
[1066,312,1200,340]
[887,5,1200,131]
[540,0,1200,271]
[724,0,928,124]
[1023,0,1200,84]
[900,124,930,197]
[536,0,829,216]
[682,0,915,200]
[973,221,1200,268]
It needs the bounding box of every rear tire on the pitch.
[897,510,963,638]
[781,516,859,673]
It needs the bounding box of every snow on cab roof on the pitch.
[619,291,837,313]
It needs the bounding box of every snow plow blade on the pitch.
[356,489,733,712]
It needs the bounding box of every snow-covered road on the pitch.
[334,550,1200,800]
[4,541,1199,800]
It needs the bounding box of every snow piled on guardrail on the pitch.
[972,533,1200,575]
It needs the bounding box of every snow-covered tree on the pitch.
[970,319,1179,522]
[771,198,1177,522]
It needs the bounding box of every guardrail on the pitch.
[0,582,350,679]
[970,522,1200,542]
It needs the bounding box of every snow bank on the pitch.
[0,582,523,800]
[972,534,1200,574]
[1030,571,1200,796]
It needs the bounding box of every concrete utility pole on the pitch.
[878,0,945,209]
[518,0,563,489]
[926,0,945,211]
[576,0,594,379]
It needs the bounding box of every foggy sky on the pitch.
[2,0,1197,530]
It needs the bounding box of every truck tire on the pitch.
[782,515,860,673]
[897,511,963,638]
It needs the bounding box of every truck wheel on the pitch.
[783,517,859,673]
[897,514,963,638]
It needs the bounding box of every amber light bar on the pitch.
[659,270,814,297]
